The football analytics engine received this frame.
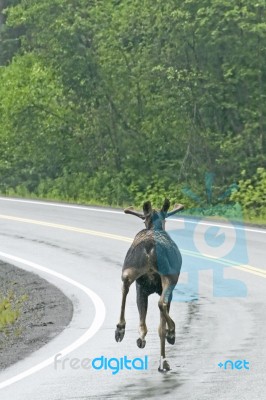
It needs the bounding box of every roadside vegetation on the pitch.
[0,1,265,223]
[0,291,28,333]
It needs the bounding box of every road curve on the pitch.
[0,197,265,400]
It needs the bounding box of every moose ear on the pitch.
[143,201,152,216]
[161,198,170,213]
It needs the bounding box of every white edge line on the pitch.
[0,197,122,214]
[0,196,265,234]
[0,251,106,390]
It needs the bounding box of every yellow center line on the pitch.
[0,214,131,243]
[234,266,266,279]
[0,214,265,279]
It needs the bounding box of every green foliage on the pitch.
[34,171,132,206]
[0,53,75,191]
[0,0,265,219]
[0,0,23,65]
[231,168,266,217]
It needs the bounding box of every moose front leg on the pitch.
[136,282,148,349]
[115,268,140,342]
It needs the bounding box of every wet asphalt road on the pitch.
[0,197,265,400]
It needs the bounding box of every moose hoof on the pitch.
[136,338,146,349]
[166,330,175,345]
[115,326,125,342]
[158,359,171,373]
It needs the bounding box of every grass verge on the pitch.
[0,291,28,333]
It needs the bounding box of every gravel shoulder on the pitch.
[0,261,73,370]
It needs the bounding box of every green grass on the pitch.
[243,215,266,226]
[0,292,28,332]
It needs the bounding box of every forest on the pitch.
[0,0,265,221]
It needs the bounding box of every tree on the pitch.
[0,0,265,209]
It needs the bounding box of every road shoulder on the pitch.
[0,261,73,370]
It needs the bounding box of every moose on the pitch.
[115,199,184,372]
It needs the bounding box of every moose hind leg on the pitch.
[136,282,148,349]
[158,312,170,372]
[165,292,175,344]
[115,268,139,342]
[158,275,178,345]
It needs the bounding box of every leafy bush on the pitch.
[4,168,265,222]
[230,168,266,218]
